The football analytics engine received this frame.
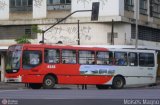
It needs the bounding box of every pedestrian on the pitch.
[82,84,87,90]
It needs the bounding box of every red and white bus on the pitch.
[5,44,158,89]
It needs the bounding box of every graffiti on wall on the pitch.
[77,0,91,7]
[98,0,108,9]
[42,25,92,44]
[0,0,7,10]
[33,0,43,8]
[77,0,107,9]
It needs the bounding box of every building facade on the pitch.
[0,0,160,81]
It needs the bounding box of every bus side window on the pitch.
[44,49,60,64]
[96,51,113,65]
[139,53,154,67]
[22,50,42,69]
[62,50,76,64]
[114,52,127,66]
[79,51,95,65]
[128,52,138,66]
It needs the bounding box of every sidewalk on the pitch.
[0,82,26,89]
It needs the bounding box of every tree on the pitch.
[15,35,31,44]
[15,25,42,44]
[31,25,42,33]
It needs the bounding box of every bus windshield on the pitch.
[6,45,22,73]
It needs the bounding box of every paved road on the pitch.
[0,89,160,105]
[0,86,160,105]
[0,89,160,99]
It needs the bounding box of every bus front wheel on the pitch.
[111,76,125,89]
[29,83,42,89]
[43,75,56,89]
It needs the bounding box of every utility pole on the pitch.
[111,19,114,45]
[77,20,80,45]
[135,0,139,49]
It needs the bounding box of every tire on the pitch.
[96,85,110,89]
[29,83,42,89]
[43,75,56,89]
[111,76,125,89]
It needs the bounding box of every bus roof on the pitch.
[20,44,108,51]
[73,45,160,51]
[12,44,157,52]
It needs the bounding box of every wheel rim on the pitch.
[115,79,123,88]
[45,79,52,86]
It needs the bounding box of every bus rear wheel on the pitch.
[96,85,110,89]
[29,83,42,89]
[111,76,125,89]
[43,75,56,89]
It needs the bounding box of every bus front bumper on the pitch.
[5,76,22,83]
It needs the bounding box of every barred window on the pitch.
[124,0,134,11]
[131,25,160,42]
[140,0,148,15]
[10,0,33,7]
[10,0,33,12]
[47,0,71,10]
[0,25,36,39]
[150,0,160,18]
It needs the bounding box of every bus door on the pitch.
[137,52,156,84]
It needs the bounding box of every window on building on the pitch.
[47,0,71,10]
[66,0,71,4]
[131,25,160,42]
[139,53,154,67]
[124,0,134,11]
[25,29,32,35]
[28,0,32,6]
[0,25,36,39]
[79,51,95,64]
[62,50,76,64]
[150,0,160,18]
[16,0,21,6]
[10,0,33,12]
[22,0,27,6]
[114,52,128,66]
[140,0,148,15]
[128,52,138,66]
[10,0,16,7]
[96,51,113,65]
[44,49,60,64]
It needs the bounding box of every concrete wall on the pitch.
[71,0,122,17]
[37,22,132,45]
[9,12,33,20]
